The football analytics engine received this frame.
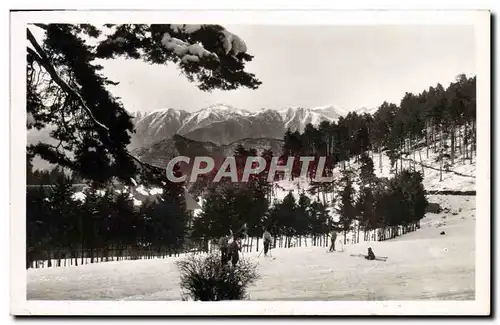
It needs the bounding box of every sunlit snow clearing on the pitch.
[27,195,475,301]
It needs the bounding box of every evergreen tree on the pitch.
[336,171,356,244]
[45,175,80,265]
[311,200,330,246]
[26,186,51,268]
[278,192,297,247]
[356,186,376,240]
[27,23,261,185]
[359,154,376,186]
[295,192,312,240]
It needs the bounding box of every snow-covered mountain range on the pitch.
[130,104,375,149]
[27,103,375,170]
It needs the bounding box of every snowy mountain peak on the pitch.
[194,103,252,117]
[308,105,345,120]
[176,103,252,135]
[355,107,378,115]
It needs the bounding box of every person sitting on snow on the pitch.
[262,228,273,257]
[365,247,376,260]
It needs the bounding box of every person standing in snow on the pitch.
[229,237,241,266]
[329,231,337,252]
[262,229,273,257]
[219,234,230,266]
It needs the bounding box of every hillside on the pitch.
[271,147,476,205]
[132,134,283,169]
[27,194,475,301]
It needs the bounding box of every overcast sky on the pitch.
[98,24,475,113]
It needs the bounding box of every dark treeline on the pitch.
[26,172,190,269]
[26,157,84,185]
[336,155,428,244]
[190,150,427,251]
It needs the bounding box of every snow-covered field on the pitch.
[27,195,475,301]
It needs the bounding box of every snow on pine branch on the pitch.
[161,33,215,63]
[171,24,248,55]
[170,24,202,34]
[221,29,247,55]
[161,25,248,63]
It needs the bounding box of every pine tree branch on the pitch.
[27,28,110,132]
[32,23,49,30]
[27,27,177,184]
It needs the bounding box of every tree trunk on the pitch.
[440,129,444,181]
[451,125,455,165]
[395,156,397,175]
[400,144,403,171]
[463,123,468,162]
[379,148,383,172]
[425,122,429,159]
[413,139,417,172]
[419,150,425,176]
[81,248,84,265]
[433,125,437,152]
[459,125,463,155]
[47,251,52,268]
[473,120,476,157]
[440,153,443,182]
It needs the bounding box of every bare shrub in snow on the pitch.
[176,253,259,301]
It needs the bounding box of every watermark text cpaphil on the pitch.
[165,156,334,183]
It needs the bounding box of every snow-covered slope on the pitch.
[27,195,475,301]
[129,108,191,149]
[270,147,476,206]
